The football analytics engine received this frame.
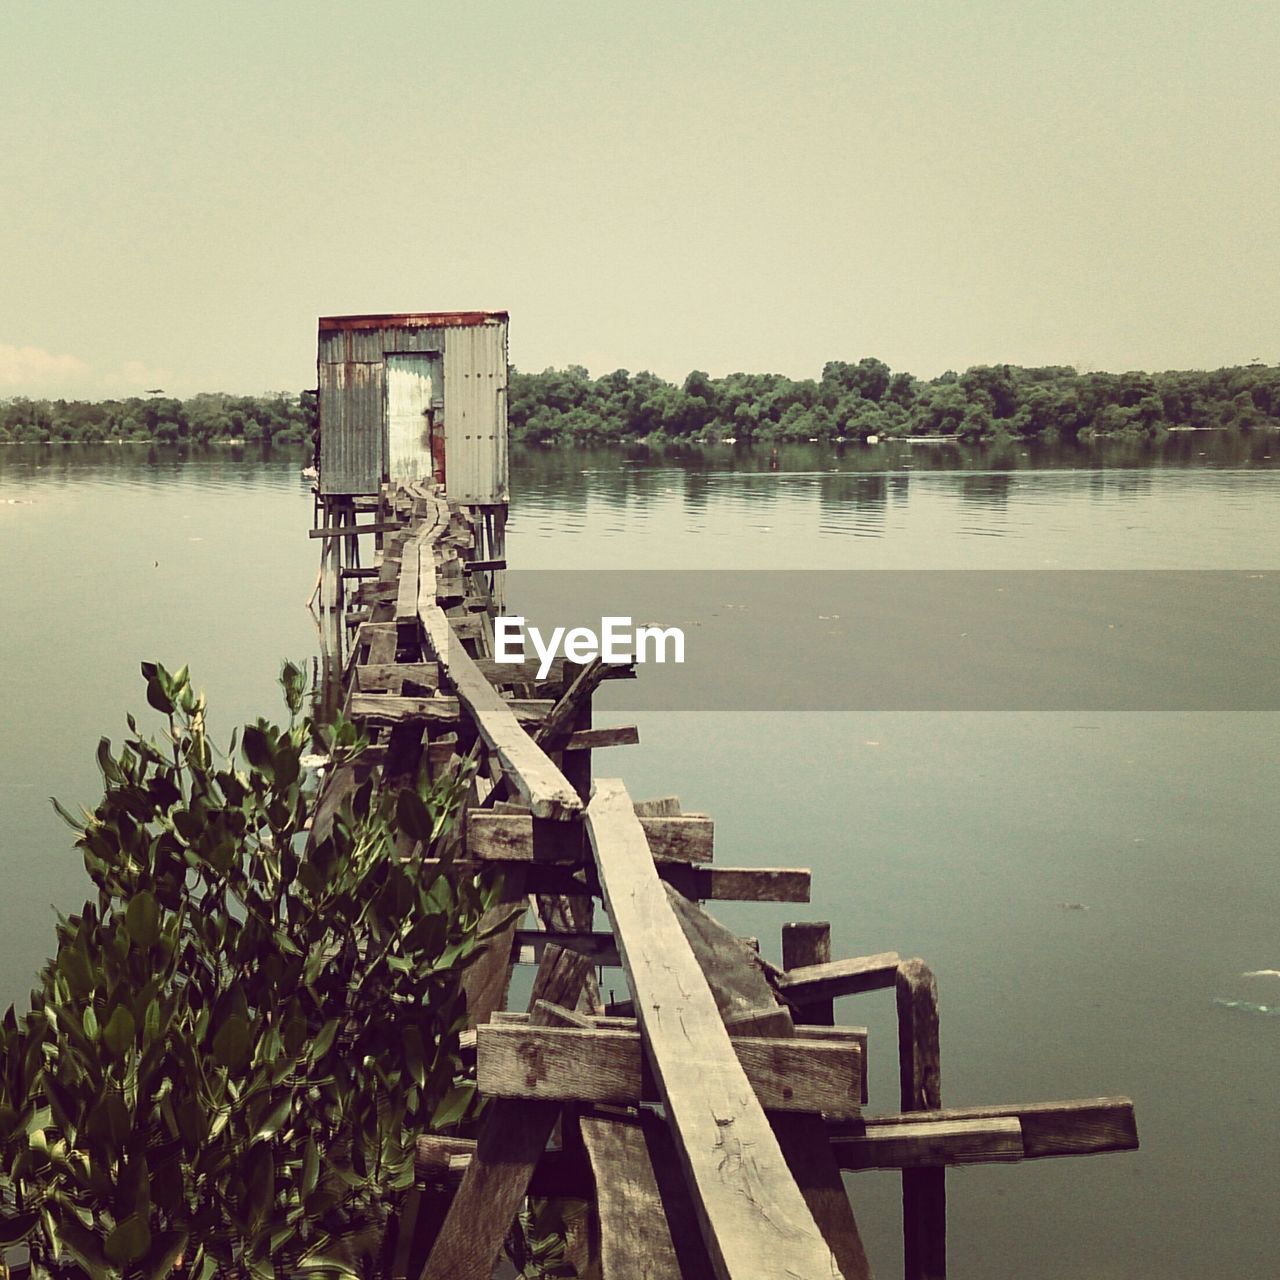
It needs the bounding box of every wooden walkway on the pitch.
[320,481,1139,1280]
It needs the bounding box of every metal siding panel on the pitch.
[349,330,386,363]
[442,320,507,503]
[318,362,383,494]
[387,328,445,354]
[318,332,345,364]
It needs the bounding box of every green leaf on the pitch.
[146,676,174,715]
[403,1026,426,1087]
[242,724,275,777]
[309,1017,340,1062]
[301,1135,320,1198]
[396,787,434,843]
[212,1013,251,1071]
[143,1230,189,1280]
[255,1093,292,1142]
[125,890,161,948]
[102,1004,137,1057]
[431,1081,475,1129]
[104,1212,152,1264]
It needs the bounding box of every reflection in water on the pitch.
[508,442,1280,570]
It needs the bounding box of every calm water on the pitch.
[1,439,1277,1278]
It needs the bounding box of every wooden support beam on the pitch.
[477,1023,862,1117]
[463,556,507,572]
[415,858,812,903]
[777,952,903,1002]
[466,811,714,864]
[349,693,552,727]
[563,724,640,751]
[585,778,842,1280]
[357,662,442,692]
[310,520,402,538]
[513,929,621,967]
[837,1118,1022,1170]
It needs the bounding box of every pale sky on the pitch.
[2,0,1277,397]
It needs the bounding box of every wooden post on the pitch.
[896,958,944,1280]
[783,922,835,1025]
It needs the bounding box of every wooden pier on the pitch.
[313,478,1139,1280]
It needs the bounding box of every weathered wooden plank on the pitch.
[513,929,621,967]
[581,1110,711,1280]
[663,885,780,1017]
[585,778,842,1280]
[477,1024,862,1117]
[418,546,582,821]
[777,953,902,1002]
[357,662,442,692]
[631,795,682,817]
[563,725,640,751]
[309,520,402,538]
[835,1118,1022,1171]
[395,540,422,621]
[467,811,714,864]
[349,693,552,726]
[723,1006,796,1039]
[414,858,811,903]
[848,1097,1140,1161]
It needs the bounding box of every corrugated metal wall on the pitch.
[318,360,384,494]
[318,316,507,501]
[442,320,509,504]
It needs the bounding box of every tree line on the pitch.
[4,358,1279,448]
[509,358,1280,444]
[0,391,317,446]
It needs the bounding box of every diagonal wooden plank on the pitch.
[663,890,871,1280]
[417,543,582,820]
[585,778,843,1280]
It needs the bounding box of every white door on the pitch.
[386,353,442,485]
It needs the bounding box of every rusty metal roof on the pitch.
[317,311,508,334]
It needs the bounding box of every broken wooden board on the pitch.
[349,693,553,727]
[476,1023,862,1117]
[562,725,639,751]
[414,858,812,904]
[466,811,714,864]
[777,952,903,1002]
[585,777,842,1280]
[831,1097,1140,1164]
